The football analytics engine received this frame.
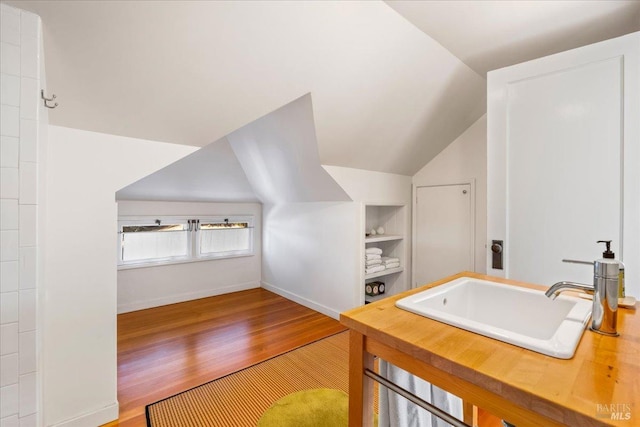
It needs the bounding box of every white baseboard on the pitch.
[51,402,118,427]
[260,281,340,320]
[117,281,260,313]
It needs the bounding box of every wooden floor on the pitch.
[104,288,346,426]
[104,287,501,427]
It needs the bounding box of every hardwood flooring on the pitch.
[104,288,346,426]
[104,287,501,427]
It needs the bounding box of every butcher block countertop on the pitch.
[340,272,639,427]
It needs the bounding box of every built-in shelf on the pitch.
[365,293,390,304]
[363,204,408,305]
[364,266,404,280]
[365,234,403,244]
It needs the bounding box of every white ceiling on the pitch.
[9,1,640,176]
[117,94,352,204]
[385,0,640,76]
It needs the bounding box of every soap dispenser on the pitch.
[592,240,620,335]
[596,240,625,298]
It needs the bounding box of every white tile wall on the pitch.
[0,292,18,324]
[18,290,35,333]
[20,12,38,41]
[19,38,37,80]
[18,121,36,163]
[17,250,34,291]
[0,74,20,106]
[18,206,36,247]
[0,354,18,387]
[0,415,19,427]
[18,414,34,427]
[0,4,41,425]
[0,137,19,168]
[17,332,34,375]
[18,163,36,205]
[0,105,19,137]
[18,373,35,416]
[0,42,20,76]
[0,383,19,417]
[0,323,18,355]
[0,4,20,46]
[0,200,19,230]
[0,262,18,293]
[0,231,19,262]
[0,168,19,199]
[19,78,37,121]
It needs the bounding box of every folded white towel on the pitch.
[382,257,400,264]
[365,265,385,275]
[366,259,382,267]
[365,254,382,260]
[365,247,383,255]
[385,262,400,270]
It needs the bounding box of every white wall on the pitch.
[227,94,351,204]
[117,201,262,313]
[0,5,43,426]
[43,126,195,426]
[262,166,412,319]
[261,202,361,319]
[116,138,259,203]
[412,115,487,274]
[323,166,412,205]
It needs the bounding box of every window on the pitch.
[118,216,254,268]
[198,219,252,258]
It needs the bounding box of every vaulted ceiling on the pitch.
[386,1,640,76]
[10,1,640,175]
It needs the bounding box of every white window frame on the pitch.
[117,215,254,269]
[195,215,254,260]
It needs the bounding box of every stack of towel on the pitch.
[382,256,400,270]
[365,248,400,275]
[365,247,385,275]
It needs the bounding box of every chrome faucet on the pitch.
[545,257,619,336]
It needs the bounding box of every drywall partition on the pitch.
[116,137,259,202]
[117,201,262,313]
[262,167,412,318]
[261,202,361,318]
[413,115,487,274]
[227,94,351,203]
[44,126,195,426]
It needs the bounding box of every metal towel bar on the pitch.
[364,368,472,427]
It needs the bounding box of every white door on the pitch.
[487,32,639,294]
[414,184,473,286]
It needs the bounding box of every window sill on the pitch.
[117,253,255,271]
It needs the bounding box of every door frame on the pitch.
[412,181,476,288]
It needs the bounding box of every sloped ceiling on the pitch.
[11,0,485,176]
[117,94,351,204]
[9,1,638,176]
[227,94,351,204]
[385,0,640,76]
[116,136,259,203]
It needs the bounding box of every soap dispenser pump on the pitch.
[592,240,620,336]
[597,240,625,298]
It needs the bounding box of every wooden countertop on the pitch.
[340,272,639,426]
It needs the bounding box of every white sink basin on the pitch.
[396,277,592,359]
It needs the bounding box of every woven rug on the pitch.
[146,331,356,427]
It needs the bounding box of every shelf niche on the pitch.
[363,204,408,304]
